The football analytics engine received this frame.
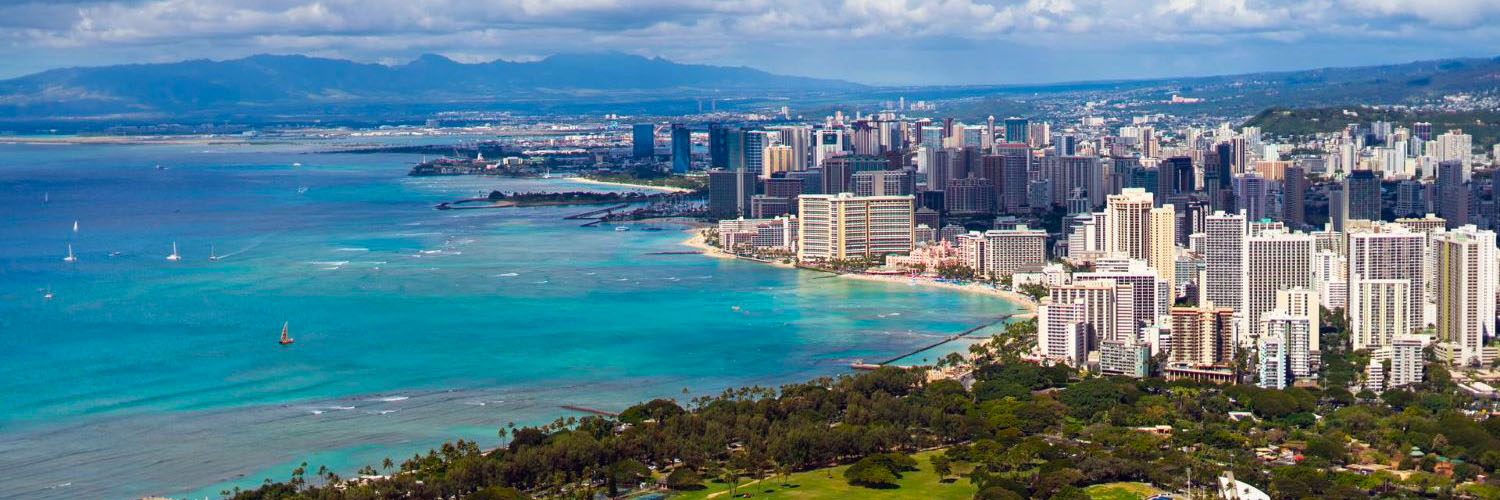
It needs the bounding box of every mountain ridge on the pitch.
[0,52,863,118]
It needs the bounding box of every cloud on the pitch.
[0,0,1498,84]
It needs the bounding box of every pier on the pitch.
[853,313,1018,370]
[563,204,631,220]
[560,405,618,417]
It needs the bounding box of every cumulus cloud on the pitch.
[1,0,1498,84]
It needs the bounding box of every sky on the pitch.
[2,0,1499,85]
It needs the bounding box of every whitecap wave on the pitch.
[368,395,408,402]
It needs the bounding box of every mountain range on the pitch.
[0,52,861,119]
[1,52,1498,127]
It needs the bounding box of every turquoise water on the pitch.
[0,140,1021,499]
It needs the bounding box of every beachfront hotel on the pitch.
[796,193,915,261]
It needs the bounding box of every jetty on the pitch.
[560,405,618,417]
[852,313,1018,370]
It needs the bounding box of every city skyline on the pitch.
[3,0,1500,84]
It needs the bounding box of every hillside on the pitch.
[1245,106,1500,148]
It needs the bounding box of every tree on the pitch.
[665,467,704,491]
[844,458,899,488]
[463,485,528,499]
[931,454,953,482]
[1017,283,1049,301]
[605,459,649,497]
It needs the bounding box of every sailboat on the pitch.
[63,244,76,262]
[43,192,49,203]
[43,286,53,301]
[166,242,181,261]
[72,220,79,233]
[209,245,219,262]
[279,322,295,345]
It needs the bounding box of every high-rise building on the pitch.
[1257,333,1288,389]
[1434,226,1497,365]
[761,145,796,178]
[1038,300,1089,367]
[1049,279,1133,348]
[1244,231,1315,339]
[1389,334,1425,388]
[1274,288,1321,353]
[1169,303,1236,366]
[1102,188,1176,285]
[1078,259,1174,334]
[1283,166,1307,227]
[1004,118,1029,145]
[1351,279,1411,352]
[709,124,731,169]
[796,193,914,261]
[1159,156,1194,200]
[851,169,915,197]
[1261,311,1312,380]
[1201,212,1247,312]
[632,123,655,159]
[820,154,889,195]
[944,176,995,214]
[957,226,1048,278]
[1234,173,1269,221]
[1394,180,1425,218]
[1348,226,1426,347]
[708,170,756,219]
[1437,160,1470,228]
[670,124,691,173]
[1345,169,1381,222]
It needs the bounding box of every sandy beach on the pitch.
[565,176,693,193]
[680,228,1036,311]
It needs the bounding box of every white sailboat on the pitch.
[43,192,49,203]
[166,242,181,261]
[72,220,79,233]
[63,244,76,262]
[43,285,53,300]
[209,245,219,262]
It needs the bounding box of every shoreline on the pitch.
[563,176,693,193]
[680,228,1037,313]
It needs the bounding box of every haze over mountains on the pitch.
[0,52,1497,126]
[0,53,861,119]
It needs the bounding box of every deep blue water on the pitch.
[0,139,1019,499]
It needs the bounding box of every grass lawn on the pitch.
[1084,482,1169,500]
[666,450,975,500]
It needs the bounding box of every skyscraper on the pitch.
[1201,211,1247,312]
[1234,173,1269,221]
[1437,160,1469,228]
[709,124,731,169]
[1004,118,1029,145]
[1103,188,1175,283]
[632,123,654,159]
[1434,226,1497,365]
[1244,231,1315,339]
[1282,166,1307,227]
[670,124,691,173]
[1345,169,1381,222]
[1348,226,1426,348]
[708,170,756,219]
[1170,303,1236,366]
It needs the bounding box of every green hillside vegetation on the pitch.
[1245,106,1500,148]
[225,317,1500,500]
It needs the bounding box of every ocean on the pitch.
[0,138,1021,499]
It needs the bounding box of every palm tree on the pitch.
[382,457,394,471]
